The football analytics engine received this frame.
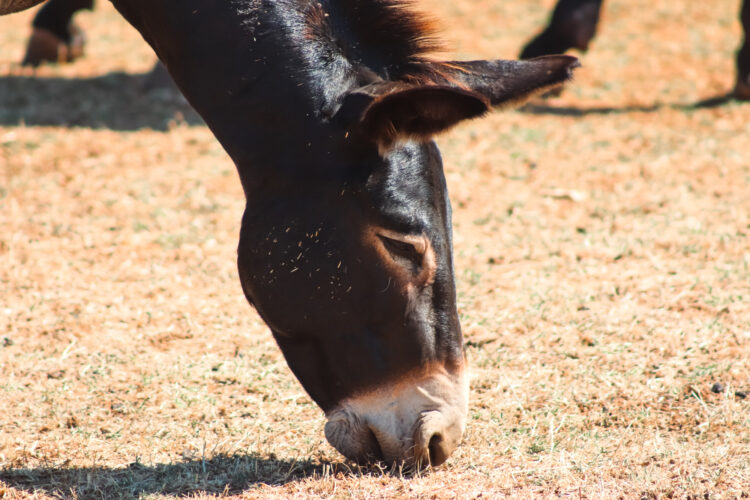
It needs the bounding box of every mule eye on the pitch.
[379,235,422,262]
[370,228,436,284]
[377,232,426,273]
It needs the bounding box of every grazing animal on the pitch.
[21,0,91,65]
[19,0,175,93]
[1,0,578,466]
[520,0,750,100]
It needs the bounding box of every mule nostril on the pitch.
[366,428,385,463]
[427,433,448,467]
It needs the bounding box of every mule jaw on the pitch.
[324,364,469,467]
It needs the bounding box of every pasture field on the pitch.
[1,0,749,498]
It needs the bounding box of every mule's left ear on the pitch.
[357,85,489,150]
[336,54,579,152]
[428,55,580,108]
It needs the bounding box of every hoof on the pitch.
[734,76,750,101]
[22,24,85,66]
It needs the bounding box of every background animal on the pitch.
[19,0,750,101]
[20,0,175,91]
[520,0,750,99]
[21,0,91,65]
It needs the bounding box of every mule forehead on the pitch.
[366,141,449,233]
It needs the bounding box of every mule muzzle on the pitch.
[323,367,468,467]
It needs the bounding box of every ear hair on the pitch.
[334,55,578,153]
[353,85,488,152]
[417,55,581,108]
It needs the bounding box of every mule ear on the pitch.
[334,55,578,152]
[344,85,489,151]
[428,54,580,108]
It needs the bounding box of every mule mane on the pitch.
[306,0,444,80]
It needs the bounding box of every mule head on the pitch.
[236,54,578,467]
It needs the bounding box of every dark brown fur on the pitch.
[304,0,443,81]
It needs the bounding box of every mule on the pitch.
[1,0,579,466]
[520,0,750,100]
[19,0,176,93]
[20,0,91,65]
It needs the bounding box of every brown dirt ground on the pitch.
[1,0,749,498]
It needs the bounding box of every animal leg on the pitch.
[520,0,603,59]
[22,0,94,66]
[736,0,750,99]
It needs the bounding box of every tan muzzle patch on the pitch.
[324,364,468,467]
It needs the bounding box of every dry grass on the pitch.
[1,0,749,498]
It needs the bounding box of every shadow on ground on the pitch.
[2,71,740,131]
[0,453,360,499]
[520,92,740,116]
[0,70,203,131]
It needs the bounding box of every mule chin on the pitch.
[323,365,468,468]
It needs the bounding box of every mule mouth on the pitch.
[323,366,469,467]
[324,406,389,464]
[324,408,463,468]
[324,407,400,464]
